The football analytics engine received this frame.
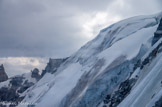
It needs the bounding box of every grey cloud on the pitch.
[108,0,162,19]
[0,57,48,77]
[0,0,87,58]
[62,0,115,12]
[157,0,162,9]
[0,0,161,58]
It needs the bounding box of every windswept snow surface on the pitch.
[20,12,162,107]
[22,63,83,107]
[36,63,83,107]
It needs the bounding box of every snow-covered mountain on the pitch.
[0,68,41,107]
[1,12,162,107]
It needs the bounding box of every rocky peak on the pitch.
[41,57,68,76]
[0,64,8,82]
[31,68,41,81]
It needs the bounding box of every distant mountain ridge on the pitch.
[0,58,68,107]
[0,66,41,106]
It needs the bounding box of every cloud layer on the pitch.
[0,0,161,58]
[0,57,47,77]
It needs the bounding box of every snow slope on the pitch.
[19,12,162,107]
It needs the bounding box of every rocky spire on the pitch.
[31,68,41,81]
[41,57,68,77]
[0,64,8,82]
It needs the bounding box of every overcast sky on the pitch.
[0,0,161,77]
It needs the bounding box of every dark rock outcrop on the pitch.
[102,78,136,107]
[41,58,68,76]
[153,96,162,107]
[0,64,8,82]
[152,18,162,45]
[31,68,41,81]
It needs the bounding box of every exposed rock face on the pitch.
[152,18,162,45]
[31,68,41,81]
[154,96,162,107]
[0,76,25,107]
[101,78,137,107]
[41,58,68,76]
[0,64,8,82]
